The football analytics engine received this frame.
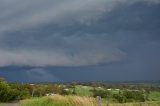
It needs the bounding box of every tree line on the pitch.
[0,78,159,103]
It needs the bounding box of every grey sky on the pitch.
[0,0,160,82]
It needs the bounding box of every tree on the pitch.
[92,89,110,98]
[0,79,17,102]
[10,84,30,99]
[123,90,145,102]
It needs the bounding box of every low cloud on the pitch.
[0,48,126,67]
[26,68,60,82]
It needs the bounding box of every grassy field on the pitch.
[149,91,160,101]
[73,85,117,97]
[20,95,95,106]
[74,85,93,96]
[20,95,160,106]
[19,85,160,106]
[1,85,160,106]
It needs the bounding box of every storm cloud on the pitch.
[0,0,160,75]
[26,68,60,82]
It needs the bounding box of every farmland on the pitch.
[19,86,160,106]
[20,95,160,106]
[1,78,160,106]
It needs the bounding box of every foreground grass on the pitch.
[20,95,95,106]
[107,102,160,106]
[149,91,160,101]
[20,95,160,106]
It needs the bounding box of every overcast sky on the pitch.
[0,0,160,82]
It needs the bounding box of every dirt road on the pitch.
[3,103,19,106]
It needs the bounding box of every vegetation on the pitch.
[0,78,18,102]
[149,91,160,101]
[20,95,160,106]
[20,95,95,106]
[0,77,160,106]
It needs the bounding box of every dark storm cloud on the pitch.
[0,0,160,81]
[26,68,60,82]
[0,0,133,67]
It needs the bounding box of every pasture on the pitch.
[20,95,160,106]
[20,85,160,106]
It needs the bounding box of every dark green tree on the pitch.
[0,79,17,102]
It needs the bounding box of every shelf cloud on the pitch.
[0,0,159,68]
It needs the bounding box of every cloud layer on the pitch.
[0,0,159,33]
[26,68,60,82]
[0,0,160,67]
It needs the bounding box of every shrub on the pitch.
[112,90,146,103]
[92,89,110,98]
[0,80,17,102]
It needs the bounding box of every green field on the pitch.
[20,95,160,106]
[1,79,160,106]
[74,85,93,96]
[73,85,119,97]
[19,85,160,106]
[149,91,160,101]
[20,95,95,106]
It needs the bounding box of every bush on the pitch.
[0,80,17,102]
[112,90,146,103]
[123,90,145,102]
[92,89,110,98]
[113,93,126,103]
[10,84,30,99]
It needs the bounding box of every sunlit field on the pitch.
[20,85,160,106]
[20,95,95,106]
[20,95,160,106]
[1,78,160,106]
